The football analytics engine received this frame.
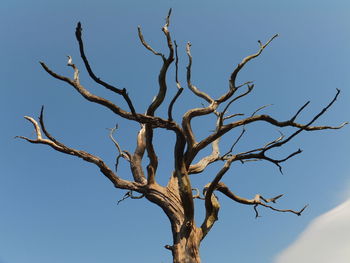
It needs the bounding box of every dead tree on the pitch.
[18,10,346,263]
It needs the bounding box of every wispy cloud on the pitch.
[274,199,350,263]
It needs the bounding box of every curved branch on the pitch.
[117,190,145,205]
[130,125,148,184]
[194,90,347,159]
[137,26,165,59]
[215,182,307,218]
[188,114,222,174]
[222,105,274,158]
[146,8,175,116]
[263,89,345,152]
[188,137,220,174]
[192,188,205,200]
[201,182,220,240]
[217,34,278,104]
[75,22,136,114]
[182,101,218,155]
[200,156,236,238]
[182,36,278,163]
[168,40,184,122]
[138,9,176,183]
[108,125,148,185]
[182,36,279,165]
[39,106,66,148]
[18,114,142,192]
[220,83,254,122]
[108,125,131,162]
[218,83,254,129]
[39,61,184,133]
[186,42,213,104]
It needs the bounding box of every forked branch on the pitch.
[215,182,307,218]
[194,90,347,158]
[18,110,142,192]
[182,35,278,164]
[39,61,184,134]
[217,34,278,104]
[186,42,213,104]
[137,9,177,183]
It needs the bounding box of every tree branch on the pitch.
[117,190,145,205]
[168,40,184,122]
[215,182,307,218]
[220,82,254,125]
[182,36,278,165]
[186,42,213,104]
[188,116,222,174]
[201,157,235,238]
[262,89,346,152]
[39,61,185,133]
[217,34,278,104]
[137,26,165,59]
[75,22,136,115]
[17,113,142,192]
[194,90,347,159]
[138,9,177,183]
[188,137,220,174]
[144,8,175,117]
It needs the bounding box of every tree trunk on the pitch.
[145,176,203,262]
[171,227,202,263]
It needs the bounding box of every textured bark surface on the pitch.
[172,229,201,263]
[18,9,346,263]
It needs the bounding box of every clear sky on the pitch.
[1,0,350,262]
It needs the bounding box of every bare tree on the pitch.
[18,10,346,263]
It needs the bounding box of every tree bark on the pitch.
[171,227,202,263]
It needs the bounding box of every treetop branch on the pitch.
[217,34,278,104]
[168,40,184,122]
[195,90,346,159]
[75,22,136,115]
[39,61,184,134]
[186,42,213,104]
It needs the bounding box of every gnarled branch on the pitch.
[18,111,142,192]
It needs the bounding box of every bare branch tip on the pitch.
[39,61,46,68]
[297,204,308,216]
[39,105,45,120]
[75,22,82,38]
[278,166,283,175]
[272,194,284,203]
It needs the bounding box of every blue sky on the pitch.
[1,1,350,262]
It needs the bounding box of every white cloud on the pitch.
[274,199,350,263]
